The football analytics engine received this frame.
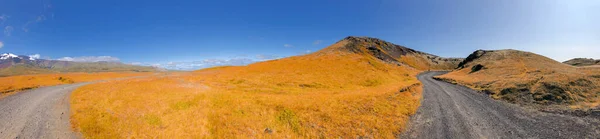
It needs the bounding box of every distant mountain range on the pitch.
[0,53,160,77]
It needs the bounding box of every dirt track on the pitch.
[1,72,599,138]
[0,83,90,139]
[400,71,600,139]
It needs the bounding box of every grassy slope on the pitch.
[71,40,425,138]
[437,49,600,109]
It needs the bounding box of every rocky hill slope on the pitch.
[321,36,463,70]
[437,49,600,111]
[564,58,600,67]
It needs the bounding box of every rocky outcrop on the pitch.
[330,36,464,70]
[564,58,600,67]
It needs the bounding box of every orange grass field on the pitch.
[0,72,156,98]
[70,48,425,138]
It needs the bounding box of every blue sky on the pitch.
[0,0,598,70]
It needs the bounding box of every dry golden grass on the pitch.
[0,72,155,98]
[71,76,211,138]
[71,42,424,138]
[437,50,600,108]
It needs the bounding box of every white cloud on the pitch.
[313,40,323,45]
[28,54,40,60]
[284,44,294,48]
[148,58,256,70]
[69,54,285,71]
[57,56,120,62]
[122,54,289,71]
[0,41,3,48]
[4,26,13,36]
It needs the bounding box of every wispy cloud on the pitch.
[63,54,286,71]
[36,15,46,22]
[18,0,53,33]
[284,44,294,48]
[57,56,120,62]
[22,22,32,32]
[0,41,4,48]
[313,40,323,45]
[4,26,13,36]
[136,54,287,70]
[156,58,255,70]
[255,54,280,60]
[22,15,49,33]
[300,50,312,55]
[0,14,8,25]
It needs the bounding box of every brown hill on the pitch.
[564,58,600,67]
[437,49,600,110]
[322,36,463,70]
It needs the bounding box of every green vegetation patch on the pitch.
[143,114,163,126]
[361,79,382,87]
[171,100,197,110]
[277,108,302,134]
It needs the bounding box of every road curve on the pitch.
[400,71,600,139]
[0,83,90,139]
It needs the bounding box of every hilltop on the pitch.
[437,49,600,110]
[0,53,159,76]
[564,58,600,67]
[321,36,463,70]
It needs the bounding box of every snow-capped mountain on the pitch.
[0,53,51,69]
[0,53,20,60]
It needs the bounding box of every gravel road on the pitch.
[400,71,600,139]
[0,83,90,139]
